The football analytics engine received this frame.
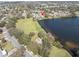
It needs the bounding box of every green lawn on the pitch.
[3,41,14,52]
[16,18,45,34]
[16,18,46,41]
[49,46,71,57]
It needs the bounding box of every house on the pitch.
[0,49,7,57]
[35,38,42,44]
[22,10,27,18]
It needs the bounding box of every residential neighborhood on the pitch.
[0,1,79,57]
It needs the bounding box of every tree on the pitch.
[29,32,35,37]
[0,21,6,27]
[0,44,3,49]
[5,20,16,29]
[1,38,7,43]
[38,31,46,38]
[5,17,19,29]
[39,47,49,57]
[9,28,31,45]
[37,31,51,56]
[10,17,18,23]
[53,41,63,48]
[27,42,40,55]
[9,28,23,38]
[0,29,3,34]
[38,39,50,57]
[18,34,31,45]
[27,13,31,18]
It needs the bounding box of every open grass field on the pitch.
[16,18,46,41]
[16,18,45,34]
[49,46,71,57]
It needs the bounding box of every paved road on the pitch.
[2,27,33,57]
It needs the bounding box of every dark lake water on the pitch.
[38,17,79,45]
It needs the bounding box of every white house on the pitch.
[0,49,7,57]
[35,38,42,44]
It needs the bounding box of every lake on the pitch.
[38,17,79,45]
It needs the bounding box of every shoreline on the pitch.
[38,18,79,46]
[42,15,78,20]
[38,18,79,56]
